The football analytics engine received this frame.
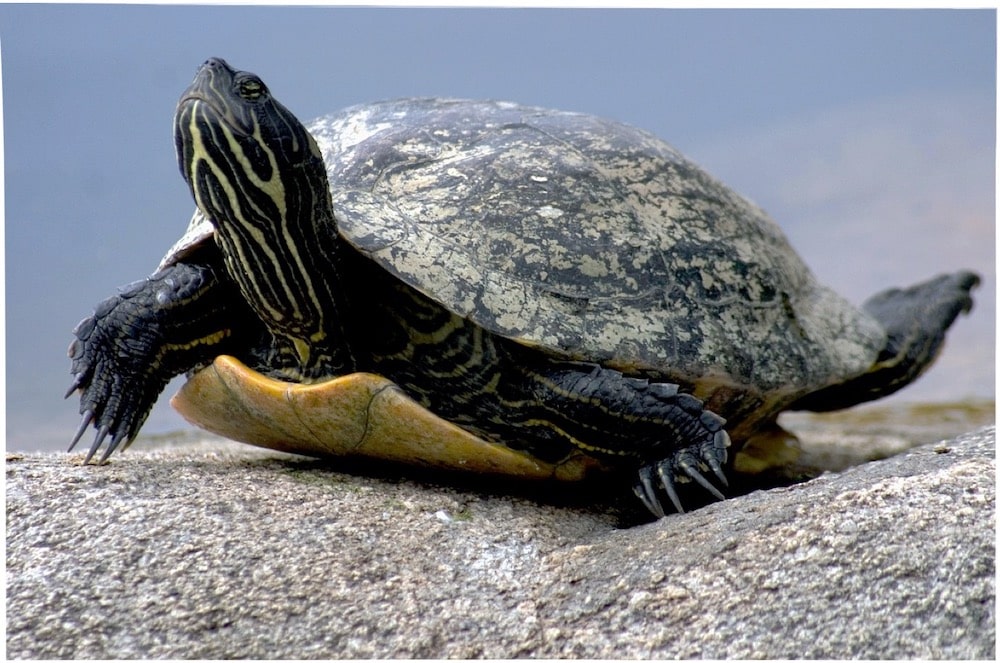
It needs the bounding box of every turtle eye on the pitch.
[237,76,267,101]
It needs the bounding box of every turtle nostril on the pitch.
[201,57,230,72]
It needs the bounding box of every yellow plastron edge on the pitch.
[171,355,598,481]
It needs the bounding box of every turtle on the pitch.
[66,58,979,517]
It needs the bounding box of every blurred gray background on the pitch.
[3,6,994,452]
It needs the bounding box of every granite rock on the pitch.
[6,426,994,659]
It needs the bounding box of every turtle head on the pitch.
[173,58,352,375]
[174,57,328,225]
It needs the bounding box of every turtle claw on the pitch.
[83,424,111,465]
[64,373,84,400]
[655,463,685,514]
[99,431,129,465]
[679,460,726,502]
[633,466,666,519]
[68,410,94,453]
[708,430,731,487]
[634,423,732,519]
[71,415,130,465]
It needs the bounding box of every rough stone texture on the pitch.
[7,425,994,659]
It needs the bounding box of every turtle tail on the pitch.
[791,270,980,412]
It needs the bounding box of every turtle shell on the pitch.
[163,98,885,402]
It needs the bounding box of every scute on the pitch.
[308,99,885,395]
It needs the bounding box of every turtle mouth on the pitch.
[177,91,254,138]
[178,91,209,107]
[177,93,210,121]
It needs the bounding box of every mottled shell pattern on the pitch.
[163,98,885,403]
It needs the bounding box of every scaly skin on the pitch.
[67,261,250,462]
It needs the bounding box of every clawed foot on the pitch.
[65,285,165,464]
[65,263,235,464]
[633,420,731,518]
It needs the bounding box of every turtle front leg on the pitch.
[67,261,251,463]
[525,364,731,518]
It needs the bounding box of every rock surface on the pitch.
[6,425,995,659]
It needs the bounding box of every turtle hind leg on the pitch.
[793,270,979,413]
[516,362,731,518]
